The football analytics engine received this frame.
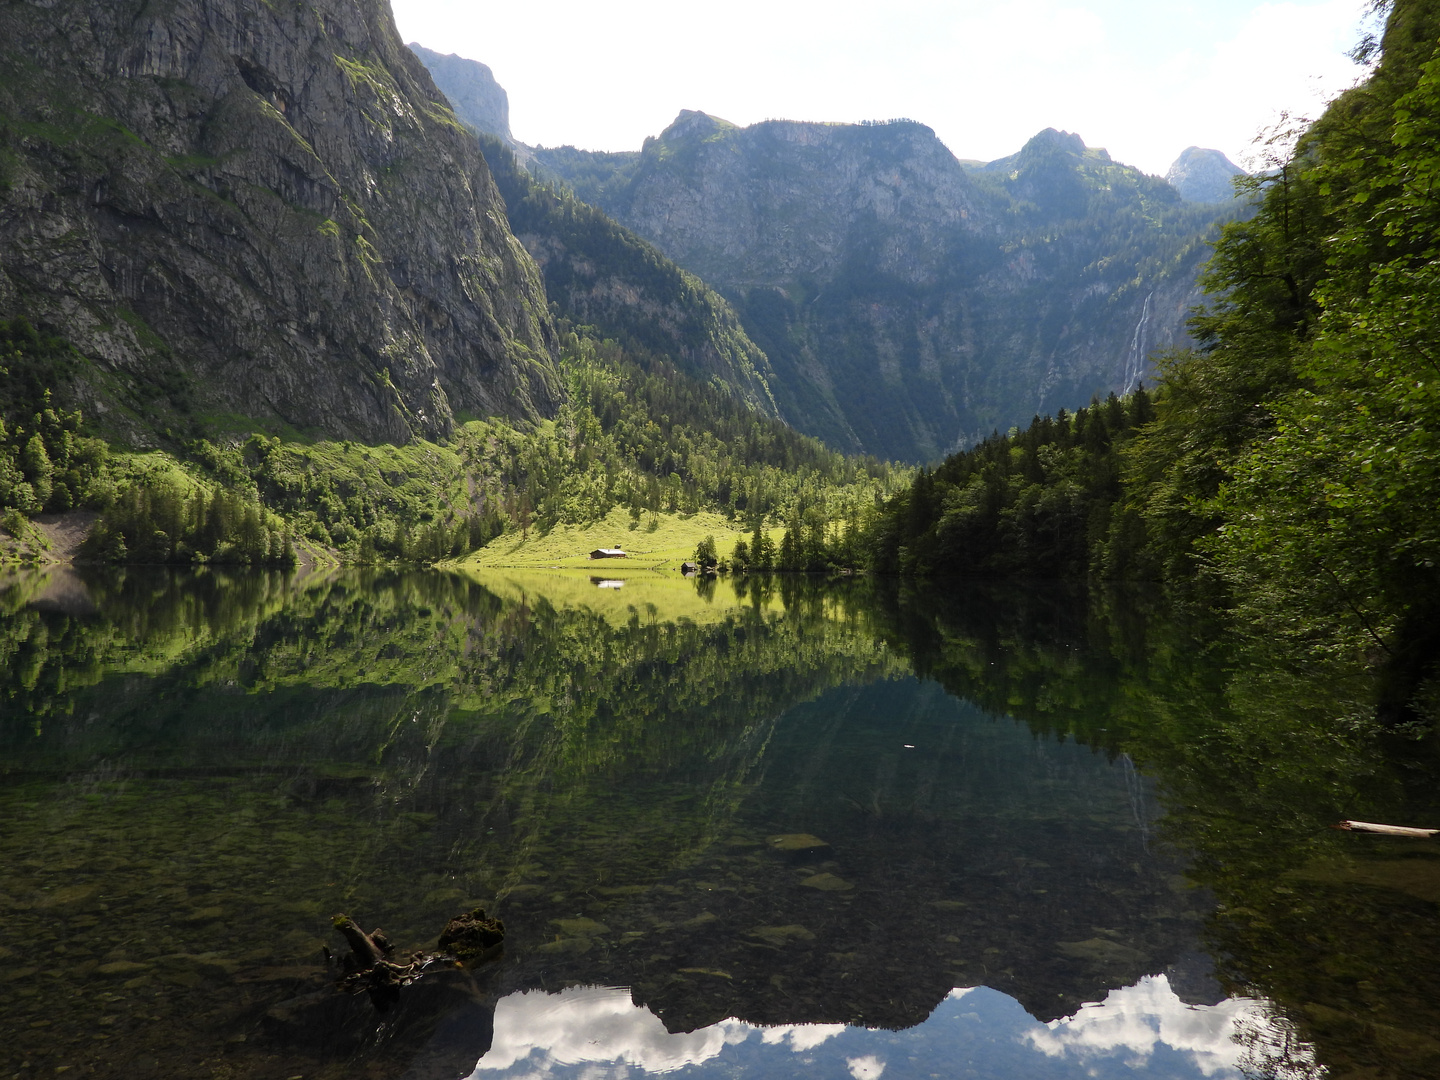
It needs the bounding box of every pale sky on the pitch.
[390,0,1380,176]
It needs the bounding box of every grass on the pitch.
[457,566,782,628]
[457,506,778,571]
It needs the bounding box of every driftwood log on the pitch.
[331,908,504,1010]
[1334,819,1440,838]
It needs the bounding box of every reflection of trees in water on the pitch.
[1233,1002,1326,1080]
[3,570,1437,1077]
[866,579,1440,1080]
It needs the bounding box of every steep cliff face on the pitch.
[537,118,1225,461]
[407,43,516,149]
[1165,146,1247,203]
[0,0,560,445]
[613,112,987,290]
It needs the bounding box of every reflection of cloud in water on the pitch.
[471,978,1315,1079]
[760,1023,846,1052]
[471,986,843,1075]
[1023,974,1312,1077]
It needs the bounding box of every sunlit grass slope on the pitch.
[459,507,779,570]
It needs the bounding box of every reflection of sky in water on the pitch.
[469,977,1313,1079]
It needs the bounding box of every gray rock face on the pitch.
[0,0,560,445]
[537,117,1218,461]
[408,43,514,146]
[1165,147,1246,203]
[618,112,986,290]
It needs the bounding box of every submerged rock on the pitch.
[767,834,831,860]
[537,938,593,955]
[748,925,816,947]
[799,872,853,892]
[1057,937,1148,966]
[549,917,609,938]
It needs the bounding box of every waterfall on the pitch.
[1123,290,1155,393]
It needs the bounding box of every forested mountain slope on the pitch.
[0,0,560,447]
[534,117,1229,461]
[475,135,780,417]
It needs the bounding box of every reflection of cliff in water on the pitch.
[1,568,1220,1079]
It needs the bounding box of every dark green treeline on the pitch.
[866,0,1440,699]
[864,387,1154,579]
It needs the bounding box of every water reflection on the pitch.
[469,979,1310,1079]
[0,567,1435,1079]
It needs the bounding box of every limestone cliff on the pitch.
[1165,146,1247,203]
[407,43,518,152]
[537,117,1227,462]
[0,0,560,445]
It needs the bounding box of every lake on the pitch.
[2,566,1437,1079]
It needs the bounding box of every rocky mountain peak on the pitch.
[1021,128,1090,157]
[1165,146,1246,203]
[534,116,1217,462]
[657,110,738,143]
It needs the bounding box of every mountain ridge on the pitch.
[531,112,1227,460]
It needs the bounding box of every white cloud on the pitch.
[392,0,1375,176]
[468,978,1316,1079]
[760,1023,847,1051]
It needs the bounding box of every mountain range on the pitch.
[423,52,1240,460]
[0,0,1238,466]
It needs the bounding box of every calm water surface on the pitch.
[1,567,1436,1079]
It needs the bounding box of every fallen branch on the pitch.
[1333,819,1439,838]
[330,908,505,1011]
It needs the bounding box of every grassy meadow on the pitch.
[458,506,779,571]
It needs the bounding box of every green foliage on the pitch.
[860,3,1440,718]
[525,144,644,212]
[0,311,900,567]
[866,388,1153,578]
[204,434,495,563]
[1160,2,1440,707]
[449,330,903,542]
[82,464,294,567]
[0,318,110,518]
[694,534,718,570]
